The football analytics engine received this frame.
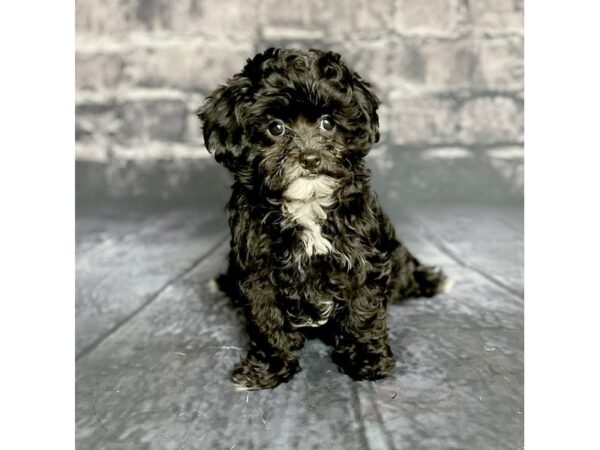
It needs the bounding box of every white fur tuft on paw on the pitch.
[207,278,219,294]
[439,276,455,294]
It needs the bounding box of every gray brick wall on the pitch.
[76,0,523,201]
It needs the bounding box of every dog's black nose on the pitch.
[299,152,321,170]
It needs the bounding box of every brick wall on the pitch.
[76,0,523,201]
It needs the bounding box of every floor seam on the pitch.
[410,215,524,301]
[367,384,398,450]
[76,214,160,260]
[76,234,228,361]
[350,384,372,450]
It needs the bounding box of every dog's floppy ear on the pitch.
[351,72,381,148]
[198,75,251,170]
[317,50,380,153]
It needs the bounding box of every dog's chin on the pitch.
[282,173,339,202]
[298,170,322,181]
[267,163,345,201]
[290,165,344,181]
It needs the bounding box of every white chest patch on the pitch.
[282,176,337,257]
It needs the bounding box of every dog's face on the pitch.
[199,48,380,196]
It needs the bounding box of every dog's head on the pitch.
[198,48,380,196]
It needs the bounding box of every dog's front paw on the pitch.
[232,354,300,390]
[287,331,305,351]
[333,346,395,381]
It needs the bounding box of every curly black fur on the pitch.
[199,48,449,390]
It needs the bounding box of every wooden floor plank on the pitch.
[358,266,522,450]
[76,207,159,257]
[76,205,523,449]
[77,242,373,450]
[353,216,523,450]
[402,205,524,295]
[76,207,227,356]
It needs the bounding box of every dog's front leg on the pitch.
[231,276,303,390]
[331,288,395,380]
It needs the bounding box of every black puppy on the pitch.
[199,48,450,390]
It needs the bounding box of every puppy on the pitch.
[199,48,449,390]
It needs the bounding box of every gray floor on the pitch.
[76,200,523,450]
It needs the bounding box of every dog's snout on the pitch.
[299,152,321,170]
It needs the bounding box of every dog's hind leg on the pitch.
[210,252,244,305]
[389,243,452,302]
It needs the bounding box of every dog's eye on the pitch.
[267,120,285,137]
[320,116,335,131]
